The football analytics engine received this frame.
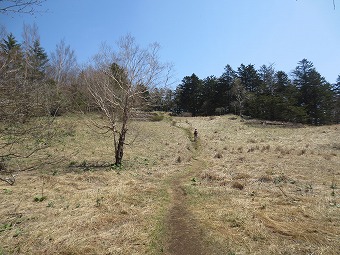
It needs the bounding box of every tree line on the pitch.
[171,61,340,125]
[1,24,339,125]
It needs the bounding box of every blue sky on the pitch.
[1,0,340,85]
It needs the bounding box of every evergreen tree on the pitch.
[201,76,219,115]
[0,33,22,74]
[333,75,340,123]
[237,64,261,93]
[175,74,203,116]
[218,64,236,113]
[0,33,20,53]
[28,39,48,80]
[293,59,333,124]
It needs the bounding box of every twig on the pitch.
[278,186,288,197]
[0,173,16,185]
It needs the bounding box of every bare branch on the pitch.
[0,174,16,185]
[85,35,172,165]
[0,0,46,15]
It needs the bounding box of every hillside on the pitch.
[0,114,339,255]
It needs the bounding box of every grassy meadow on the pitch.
[0,113,339,254]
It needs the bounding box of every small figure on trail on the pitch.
[193,128,198,142]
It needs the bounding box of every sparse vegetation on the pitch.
[0,114,339,254]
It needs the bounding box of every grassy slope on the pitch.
[187,115,340,255]
[0,113,339,254]
[0,114,191,255]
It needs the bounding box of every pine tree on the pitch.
[28,39,48,80]
[175,74,203,116]
[293,59,334,124]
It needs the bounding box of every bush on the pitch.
[151,113,164,122]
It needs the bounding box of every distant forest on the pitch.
[168,60,340,125]
[1,25,339,125]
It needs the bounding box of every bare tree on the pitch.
[21,23,39,81]
[46,39,79,114]
[0,0,46,15]
[85,35,172,166]
[0,26,65,185]
[48,39,78,85]
[231,78,247,116]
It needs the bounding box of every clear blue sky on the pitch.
[2,0,340,85]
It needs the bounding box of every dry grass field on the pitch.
[0,113,339,255]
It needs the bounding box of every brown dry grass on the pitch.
[186,115,340,254]
[0,113,192,255]
[1,113,339,254]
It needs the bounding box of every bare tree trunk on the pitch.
[115,125,127,166]
[115,95,129,166]
[86,35,172,167]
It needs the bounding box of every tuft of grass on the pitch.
[231,181,244,190]
[201,171,225,182]
[150,113,164,122]
[258,175,272,183]
[33,195,47,202]
[261,144,270,152]
[233,173,251,180]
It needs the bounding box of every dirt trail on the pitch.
[164,159,208,255]
[163,125,216,255]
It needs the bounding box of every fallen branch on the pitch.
[0,173,17,185]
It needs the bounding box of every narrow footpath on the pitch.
[163,124,216,255]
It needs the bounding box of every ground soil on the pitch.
[164,161,212,255]
[163,135,220,255]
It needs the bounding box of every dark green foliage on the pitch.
[173,59,338,125]
[0,33,20,54]
[27,39,48,81]
[332,76,340,123]
[175,74,203,116]
[293,59,335,124]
